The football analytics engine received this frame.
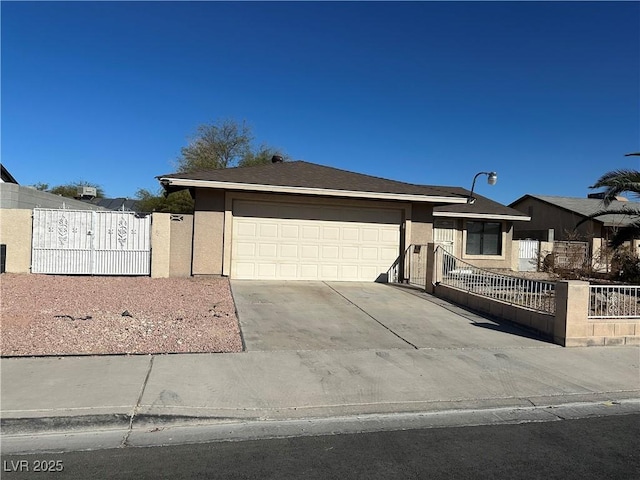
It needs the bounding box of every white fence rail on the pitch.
[438,248,556,314]
[589,285,640,319]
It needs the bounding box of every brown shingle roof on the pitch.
[159,161,527,219]
[159,161,465,199]
[435,186,530,219]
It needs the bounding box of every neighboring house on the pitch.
[0,164,106,211]
[0,184,107,211]
[83,197,141,212]
[509,193,640,260]
[0,164,136,212]
[158,160,530,281]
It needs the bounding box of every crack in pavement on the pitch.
[121,355,155,447]
[323,283,419,350]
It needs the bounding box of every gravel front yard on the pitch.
[0,274,243,356]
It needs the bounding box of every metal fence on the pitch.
[405,244,429,287]
[589,285,640,319]
[386,249,403,284]
[437,248,556,314]
[387,244,429,288]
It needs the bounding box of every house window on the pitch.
[466,221,502,255]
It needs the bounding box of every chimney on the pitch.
[588,192,628,202]
[271,155,284,163]
[587,192,606,199]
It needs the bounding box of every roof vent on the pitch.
[271,155,284,163]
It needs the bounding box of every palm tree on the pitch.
[579,153,640,248]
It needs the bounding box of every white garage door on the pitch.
[231,201,401,281]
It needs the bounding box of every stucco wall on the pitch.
[150,213,171,278]
[409,203,433,245]
[192,190,225,275]
[510,239,520,271]
[0,209,32,273]
[170,214,193,277]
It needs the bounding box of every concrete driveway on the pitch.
[231,281,552,351]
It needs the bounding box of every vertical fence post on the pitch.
[425,243,438,294]
[554,280,590,346]
[90,210,96,275]
[150,212,171,278]
[406,247,411,284]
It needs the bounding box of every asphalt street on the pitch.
[2,414,638,480]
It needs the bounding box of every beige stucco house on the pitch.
[510,194,640,259]
[158,160,530,281]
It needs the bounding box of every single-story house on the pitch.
[158,160,530,281]
[0,165,106,211]
[0,164,138,212]
[509,193,640,258]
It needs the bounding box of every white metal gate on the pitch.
[434,220,455,255]
[31,208,151,275]
[405,244,428,287]
[518,239,539,272]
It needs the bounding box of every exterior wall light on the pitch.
[468,171,498,204]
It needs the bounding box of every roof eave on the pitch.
[1,164,18,184]
[433,211,531,221]
[158,177,468,204]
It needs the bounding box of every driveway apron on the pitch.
[231,281,550,351]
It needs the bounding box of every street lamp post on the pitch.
[468,171,497,204]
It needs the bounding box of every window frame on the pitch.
[462,220,506,259]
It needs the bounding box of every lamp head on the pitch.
[467,170,498,204]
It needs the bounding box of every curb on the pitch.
[2,399,638,455]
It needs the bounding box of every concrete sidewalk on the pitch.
[2,345,638,441]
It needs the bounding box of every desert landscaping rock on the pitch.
[0,274,243,356]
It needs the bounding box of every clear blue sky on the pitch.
[2,1,638,205]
